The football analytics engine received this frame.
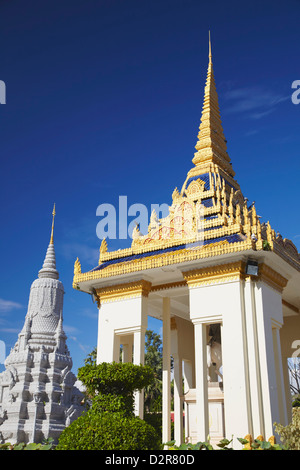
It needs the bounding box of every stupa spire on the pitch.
[0,205,83,445]
[50,203,56,245]
[192,32,234,178]
[38,204,59,280]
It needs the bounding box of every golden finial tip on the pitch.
[50,203,56,244]
[208,30,212,63]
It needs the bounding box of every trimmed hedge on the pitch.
[56,362,162,450]
[56,410,161,450]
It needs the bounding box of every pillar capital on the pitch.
[95,279,152,304]
[182,261,246,288]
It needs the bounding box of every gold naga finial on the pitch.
[74,257,81,275]
[50,203,56,245]
[99,238,108,264]
[100,237,108,254]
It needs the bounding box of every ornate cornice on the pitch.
[151,281,187,292]
[181,261,288,292]
[258,264,288,293]
[182,261,246,288]
[95,280,152,304]
[73,238,253,287]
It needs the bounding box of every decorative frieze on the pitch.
[183,261,246,288]
[96,280,152,304]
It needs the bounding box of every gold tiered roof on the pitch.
[189,33,234,179]
[73,39,300,288]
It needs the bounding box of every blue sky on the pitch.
[0,0,299,374]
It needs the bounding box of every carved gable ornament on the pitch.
[186,178,206,198]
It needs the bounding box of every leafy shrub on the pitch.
[0,438,54,451]
[144,412,162,436]
[292,395,300,407]
[78,362,154,403]
[275,407,300,450]
[56,362,162,450]
[56,411,161,450]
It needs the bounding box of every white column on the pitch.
[188,279,250,446]
[254,282,285,438]
[171,325,183,445]
[162,297,171,446]
[133,327,146,418]
[97,303,115,363]
[272,325,288,426]
[173,356,183,444]
[221,281,251,442]
[243,278,262,438]
[193,321,209,442]
[183,360,193,441]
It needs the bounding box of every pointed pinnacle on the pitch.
[50,203,56,245]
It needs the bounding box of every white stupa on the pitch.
[0,205,83,444]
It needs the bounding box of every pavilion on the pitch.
[73,38,300,448]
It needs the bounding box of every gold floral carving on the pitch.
[182,261,288,292]
[73,238,253,286]
[182,261,247,287]
[96,280,152,304]
[151,281,187,292]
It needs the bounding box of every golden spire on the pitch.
[50,203,56,245]
[192,32,234,178]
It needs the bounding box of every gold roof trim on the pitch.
[258,264,288,293]
[183,261,247,287]
[73,238,253,287]
[95,280,152,304]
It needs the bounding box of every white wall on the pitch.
[188,277,286,447]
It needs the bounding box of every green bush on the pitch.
[0,438,54,451]
[275,407,300,450]
[56,362,162,450]
[292,395,300,407]
[78,362,154,401]
[144,412,162,436]
[56,411,161,450]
